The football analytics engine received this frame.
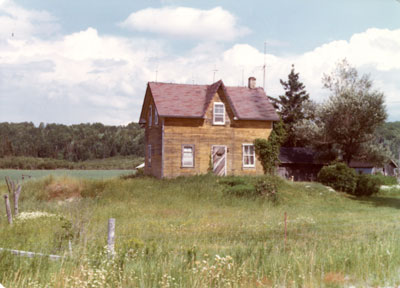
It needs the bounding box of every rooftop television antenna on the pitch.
[212,65,218,82]
[263,41,267,91]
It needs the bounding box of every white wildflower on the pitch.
[15,211,57,222]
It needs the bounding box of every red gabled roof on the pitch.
[140,80,279,122]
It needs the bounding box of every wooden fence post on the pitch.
[4,194,12,225]
[13,185,21,216]
[284,212,287,250]
[68,240,73,257]
[107,218,115,256]
[5,176,22,216]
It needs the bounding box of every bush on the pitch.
[218,177,247,187]
[255,179,278,202]
[371,173,398,186]
[225,184,256,197]
[317,163,357,194]
[354,174,380,197]
[221,175,280,200]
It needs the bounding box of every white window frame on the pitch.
[242,143,255,168]
[148,105,152,127]
[181,144,195,168]
[213,102,225,125]
[148,144,152,167]
[154,107,158,125]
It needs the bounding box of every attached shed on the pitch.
[277,147,323,181]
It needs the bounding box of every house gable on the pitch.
[139,85,155,126]
[203,86,235,127]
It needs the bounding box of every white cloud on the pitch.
[0,25,164,124]
[212,28,400,119]
[0,0,59,39]
[0,1,399,125]
[119,6,250,42]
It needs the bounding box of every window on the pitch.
[243,144,255,167]
[182,145,194,167]
[154,108,158,125]
[148,144,152,167]
[213,102,225,125]
[148,105,152,127]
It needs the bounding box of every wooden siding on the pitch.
[144,90,163,178]
[161,88,273,178]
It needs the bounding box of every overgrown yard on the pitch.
[1,174,400,287]
[0,169,134,181]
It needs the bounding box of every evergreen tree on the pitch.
[269,65,311,147]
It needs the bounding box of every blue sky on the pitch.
[1,0,400,124]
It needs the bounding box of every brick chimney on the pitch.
[248,77,256,89]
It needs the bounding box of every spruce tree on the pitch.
[269,65,310,147]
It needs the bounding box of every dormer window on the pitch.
[148,105,152,127]
[213,102,225,125]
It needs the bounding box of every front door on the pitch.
[212,146,227,176]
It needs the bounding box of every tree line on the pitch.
[0,122,144,161]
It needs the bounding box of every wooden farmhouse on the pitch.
[139,78,279,178]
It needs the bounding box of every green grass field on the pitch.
[1,174,400,287]
[0,156,144,170]
[0,169,134,181]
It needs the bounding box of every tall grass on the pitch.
[1,175,400,287]
[0,169,134,182]
[0,156,143,170]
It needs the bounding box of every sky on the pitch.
[0,0,399,125]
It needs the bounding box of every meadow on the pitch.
[0,156,144,170]
[0,169,134,181]
[0,174,400,287]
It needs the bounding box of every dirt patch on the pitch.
[46,179,83,200]
[323,272,346,286]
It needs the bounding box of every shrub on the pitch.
[371,173,398,186]
[255,178,278,202]
[354,174,380,197]
[317,162,357,194]
[218,177,247,187]
[221,176,280,200]
[254,120,286,174]
[224,184,255,197]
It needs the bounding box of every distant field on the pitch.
[0,156,144,170]
[0,169,134,181]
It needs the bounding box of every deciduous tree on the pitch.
[295,59,388,164]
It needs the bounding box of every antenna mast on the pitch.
[263,41,266,91]
[212,65,218,82]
